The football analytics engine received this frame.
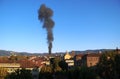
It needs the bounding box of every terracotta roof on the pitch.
[0,58,17,63]
[18,59,36,68]
[75,54,84,57]
[85,53,100,57]
[0,57,43,68]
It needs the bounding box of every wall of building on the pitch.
[87,57,99,67]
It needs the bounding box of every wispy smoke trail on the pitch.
[38,4,54,54]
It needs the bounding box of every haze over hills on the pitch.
[0,50,42,56]
[0,49,114,56]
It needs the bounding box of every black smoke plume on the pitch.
[38,4,54,54]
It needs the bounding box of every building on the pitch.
[64,51,74,67]
[64,51,72,60]
[65,59,74,67]
[74,54,84,66]
[82,53,100,67]
[0,54,43,73]
[0,63,20,73]
[70,51,76,58]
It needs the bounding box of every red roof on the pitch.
[18,59,36,68]
[85,53,100,57]
[0,56,43,68]
[76,54,84,57]
[0,58,16,63]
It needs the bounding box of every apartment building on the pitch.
[82,53,100,67]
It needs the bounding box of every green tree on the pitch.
[96,50,119,79]
[78,66,97,79]
[65,66,98,79]
[39,66,53,79]
[40,65,52,73]
[5,68,33,79]
[58,60,68,71]
[50,57,61,72]
[114,54,120,79]
[0,67,8,79]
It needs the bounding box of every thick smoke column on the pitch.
[38,4,54,54]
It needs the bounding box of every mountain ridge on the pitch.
[0,49,115,56]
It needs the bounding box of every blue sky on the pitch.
[0,0,120,53]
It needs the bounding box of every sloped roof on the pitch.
[18,59,36,68]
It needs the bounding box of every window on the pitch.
[90,63,92,66]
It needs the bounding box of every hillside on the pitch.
[0,49,115,56]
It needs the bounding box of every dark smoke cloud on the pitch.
[38,4,54,54]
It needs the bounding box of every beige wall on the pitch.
[0,63,20,67]
[41,61,50,65]
[65,60,74,66]
[0,63,20,73]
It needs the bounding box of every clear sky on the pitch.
[0,0,120,53]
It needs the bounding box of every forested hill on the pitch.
[0,49,114,56]
[0,50,11,56]
[0,50,32,56]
